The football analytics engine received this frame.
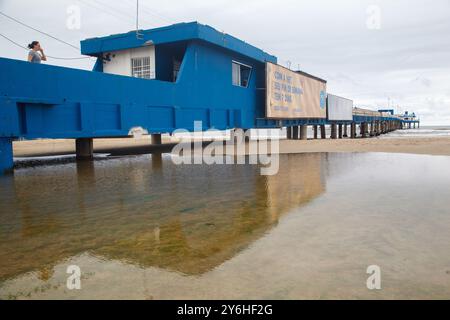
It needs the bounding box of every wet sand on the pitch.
[280,137,450,156]
[12,136,450,158]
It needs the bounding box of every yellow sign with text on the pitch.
[266,62,327,119]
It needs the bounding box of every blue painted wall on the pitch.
[0,36,272,140]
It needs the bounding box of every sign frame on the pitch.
[265,62,327,120]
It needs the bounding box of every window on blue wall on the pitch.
[232,61,252,88]
[131,57,154,79]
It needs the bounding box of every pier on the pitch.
[0,22,419,175]
[285,107,404,141]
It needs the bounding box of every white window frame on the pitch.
[232,60,252,88]
[131,56,154,79]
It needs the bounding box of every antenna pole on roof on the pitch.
[136,0,143,39]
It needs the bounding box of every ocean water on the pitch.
[380,126,450,139]
[0,152,450,299]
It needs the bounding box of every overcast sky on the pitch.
[1,0,449,124]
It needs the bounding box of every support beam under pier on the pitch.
[360,123,366,138]
[76,138,94,161]
[151,134,163,145]
[320,125,326,139]
[0,137,13,175]
[351,123,356,139]
[292,126,300,140]
[331,123,337,139]
[313,125,318,139]
[370,122,375,137]
[287,127,292,140]
[300,125,308,140]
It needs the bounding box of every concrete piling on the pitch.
[320,125,326,139]
[360,123,365,138]
[351,123,356,139]
[313,125,318,139]
[300,125,308,140]
[343,124,348,138]
[331,123,337,139]
[287,127,292,139]
[338,124,343,139]
[0,137,13,174]
[151,134,163,145]
[292,126,300,140]
[76,138,94,161]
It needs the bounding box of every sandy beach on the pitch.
[12,136,450,158]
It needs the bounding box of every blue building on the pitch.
[81,21,279,131]
[0,21,404,174]
[0,22,281,172]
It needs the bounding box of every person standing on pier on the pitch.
[27,41,47,63]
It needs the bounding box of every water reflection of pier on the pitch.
[0,153,326,280]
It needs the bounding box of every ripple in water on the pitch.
[0,152,450,299]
